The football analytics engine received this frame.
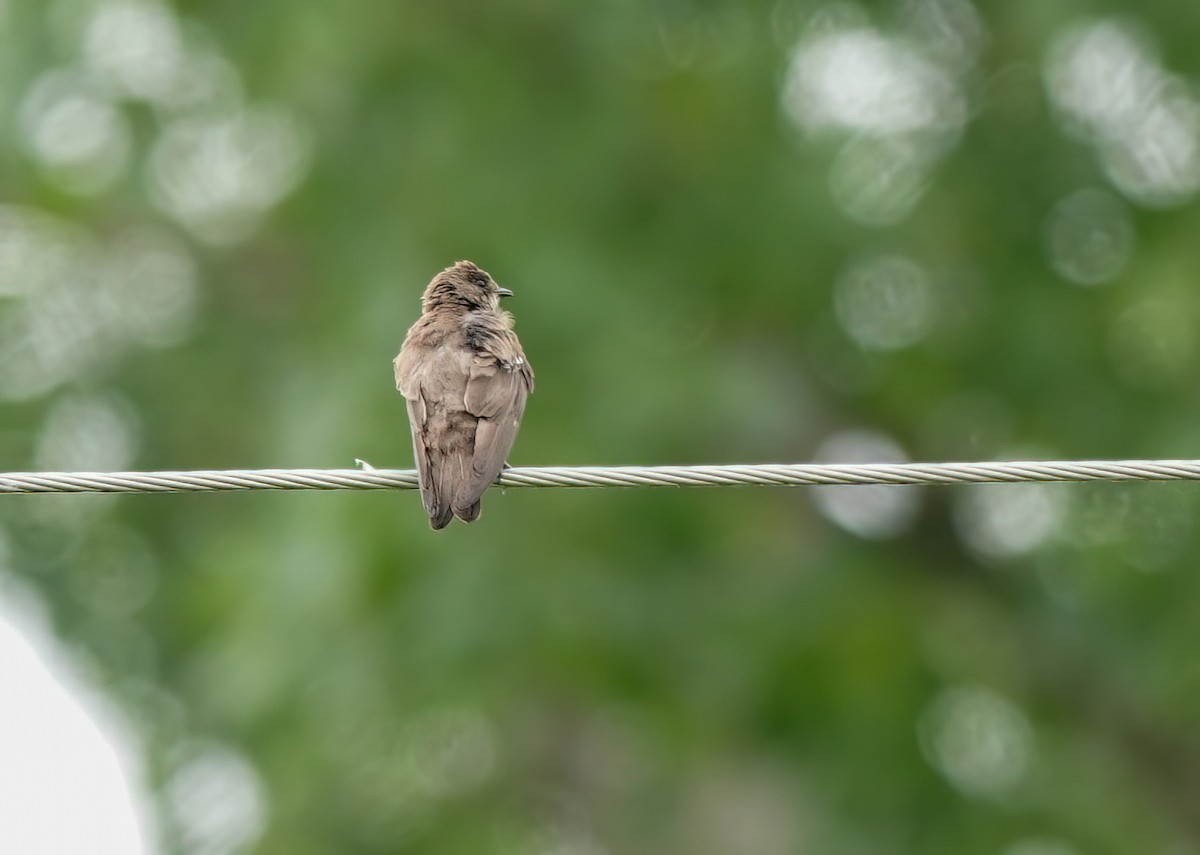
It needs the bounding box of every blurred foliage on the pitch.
[5,0,1200,852]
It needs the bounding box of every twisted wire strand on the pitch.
[1,459,1199,494]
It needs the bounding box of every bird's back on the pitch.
[395,309,532,528]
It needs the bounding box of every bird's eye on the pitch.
[473,275,488,288]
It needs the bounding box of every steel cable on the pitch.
[1,459,1200,493]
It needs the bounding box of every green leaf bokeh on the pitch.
[4,1,1200,852]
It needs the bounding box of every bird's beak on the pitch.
[496,287,514,297]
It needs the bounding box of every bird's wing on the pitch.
[396,342,456,526]
[403,383,449,524]
[393,347,418,398]
[463,332,533,496]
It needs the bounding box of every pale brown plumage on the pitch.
[394,260,534,529]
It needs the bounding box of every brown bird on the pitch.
[394,260,534,529]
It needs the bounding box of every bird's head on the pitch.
[422,260,513,313]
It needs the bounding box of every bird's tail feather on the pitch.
[448,446,485,522]
[421,467,453,529]
[428,449,486,527]
[454,500,482,522]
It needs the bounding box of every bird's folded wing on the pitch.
[399,385,441,518]
[464,344,533,496]
[393,350,417,398]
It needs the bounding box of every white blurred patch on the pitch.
[834,254,935,350]
[0,205,89,298]
[1045,21,1200,207]
[0,571,158,854]
[1047,23,1164,146]
[0,208,201,400]
[812,429,921,539]
[33,391,140,473]
[829,136,935,226]
[783,24,963,135]
[165,741,267,855]
[918,685,1033,798]
[17,70,131,195]
[954,482,1067,560]
[147,107,311,244]
[0,298,107,401]
[1043,188,1134,285]
[83,0,184,104]
[781,3,978,224]
[100,226,201,348]
[0,209,110,400]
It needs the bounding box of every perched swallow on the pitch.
[394,260,534,529]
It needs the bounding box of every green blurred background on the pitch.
[4,0,1200,852]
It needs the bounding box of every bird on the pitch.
[393,260,534,529]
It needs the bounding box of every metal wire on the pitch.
[1,459,1200,494]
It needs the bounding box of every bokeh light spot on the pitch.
[1043,188,1134,285]
[781,4,977,224]
[834,254,935,350]
[812,429,921,539]
[954,481,1067,560]
[83,0,184,104]
[829,136,933,225]
[1045,20,1200,207]
[147,108,311,244]
[0,208,201,401]
[18,70,131,195]
[0,210,112,401]
[165,741,267,855]
[783,24,963,135]
[918,685,1033,798]
[0,206,85,298]
[33,391,140,473]
[101,226,200,348]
